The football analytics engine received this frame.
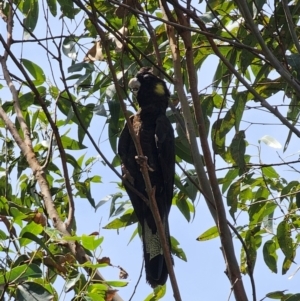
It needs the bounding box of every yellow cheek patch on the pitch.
[154,83,165,96]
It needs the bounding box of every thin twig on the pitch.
[0,9,124,300]
[128,260,144,301]
[76,1,182,299]
[0,34,76,232]
[169,1,300,139]
[107,0,265,57]
[166,1,249,300]
[282,0,300,54]
[159,0,217,221]
[235,0,300,97]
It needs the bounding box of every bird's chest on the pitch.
[133,115,156,154]
[133,115,155,137]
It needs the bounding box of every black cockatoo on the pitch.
[118,68,175,287]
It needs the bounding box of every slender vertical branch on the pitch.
[159,1,217,223]
[72,1,182,299]
[164,1,249,300]
[282,0,300,54]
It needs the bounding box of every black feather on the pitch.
[118,68,175,287]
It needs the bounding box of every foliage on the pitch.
[0,0,300,300]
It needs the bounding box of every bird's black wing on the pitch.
[155,114,175,214]
[118,115,147,224]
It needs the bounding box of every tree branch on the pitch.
[0,34,76,231]
[159,0,218,224]
[0,22,124,301]
[235,0,300,97]
[168,1,300,139]
[73,1,182,299]
[282,0,300,54]
[165,1,249,300]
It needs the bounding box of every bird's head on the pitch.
[128,68,170,110]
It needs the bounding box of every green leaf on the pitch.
[109,192,124,217]
[68,62,94,73]
[61,136,87,150]
[0,264,42,285]
[76,104,94,144]
[198,11,215,23]
[103,211,137,229]
[75,181,95,208]
[23,0,39,33]
[107,99,120,153]
[22,232,53,257]
[263,240,278,273]
[145,284,166,301]
[46,0,57,16]
[170,236,187,261]
[105,281,128,287]
[282,255,293,275]
[183,172,198,202]
[174,194,191,222]
[10,206,28,221]
[153,284,166,300]
[66,153,81,171]
[20,222,44,247]
[266,290,286,299]
[285,294,300,301]
[281,181,299,201]
[0,230,7,240]
[74,73,92,89]
[21,59,45,86]
[81,235,103,251]
[18,92,34,110]
[57,0,79,19]
[63,273,81,293]
[90,175,102,183]
[262,166,279,179]
[230,131,246,175]
[220,108,236,139]
[16,282,53,301]
[277,221,294,260]
[94,104,107,117]
[244,230,258,272]
[220,168,239,193]
[211,119,225,154]
[296,192,300,208]
[227,181,240,219]
[197,226,219,241]
[128,226,138,245]
[248,199,266,227]
[175,137,193,164]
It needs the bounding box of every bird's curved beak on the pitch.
[128,77,141,96]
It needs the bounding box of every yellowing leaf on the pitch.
[197,226,219,241]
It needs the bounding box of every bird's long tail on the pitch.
[142,218,172,287]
